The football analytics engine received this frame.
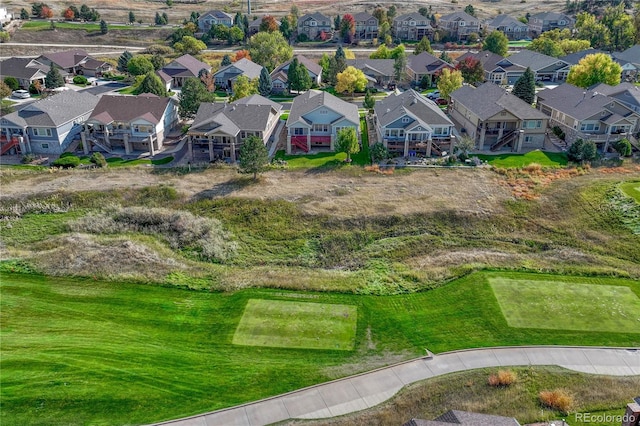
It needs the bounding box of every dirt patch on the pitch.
[10,27,173,49]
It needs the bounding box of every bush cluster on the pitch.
[488,370,517,387]
[52,155,80,168]
[68,207,237,262]
[73,75,88,85]
[539,389,574,414]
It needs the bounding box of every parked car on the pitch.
[12,89,30,99]
[427,90,440,100]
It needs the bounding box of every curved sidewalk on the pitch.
[153,346,640,426]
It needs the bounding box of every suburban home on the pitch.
[213,58,263,91]
[528,12,574,37]
[373,89,455,157]
[285,89,359,154]
[495,50,570,84]
[0,7,12,24]
[197,10,233,33]
[590,82,640,113]
[83,94,178,155]
[270,55,323,94]
[296,12,332,41]
[437,11,480,42]
[536,83,640,151]
[346,58,395,87]
[0,90,99,155]
[159,54,211,89]
[485,14,529,40]
[455,50,523,85]
[449,82,549,152]
[37,49,112,78]
[247,15,280,36]
[187,94,282,162]
[403,410,520,426]
[353,12,378,42]
[0,57,49,90]
[407,52,453,86]
[613,45,640,82]
[392,12,433,42]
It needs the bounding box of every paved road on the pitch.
[151,346,640,426]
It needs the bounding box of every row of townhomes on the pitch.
[2,34,639,158]
[197,9,574,42]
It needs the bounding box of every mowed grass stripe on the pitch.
[490,278,640,332]
[233,299,357,350]
[621,181,640,203]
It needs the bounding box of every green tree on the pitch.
[258,67,272,97]
[335,127,360,163]
[483,31,508,56]
[249,31,293,72]
[45,66,64,89]
[336,66,367,97]
[239,135,269,179]
[370,142,388,163]
[221,55,232,67]
[613,139,632,157]
[296,63,312,93]
[464,5,476,17]
[378,21,391,44]
[319,53,331,83]
[90,152,107,168]
[455,56,484,84]
[100,20,108,35]
[512,67,535,105]
[178,77,206,119]
[0,81,11,99]
[363,89,375,111]
[601,4,635,51]
[528,37,565,57]
[279,16,292,41]
[134,72,167,96]
[3,77,19,91]
[128,11,136,24]
[20,8,30,20]
[230,75,258,101]
[151,54,165,71]
[393,50,407,82]
[567,53,622,88]
[127,56,155,76]
[117,51,133,73]
[166,0,173,7]
[0,31,9,43]
[455,136,476,161]
[414,37,433,55]
[328,47,348,86]
[439,50,452,63]
[575,12,609,49]
[370,44,390,59]
[228,26,245,45]
[174,36,206,55]
[286,57,300,93]
[567,138,597,163]
[340,14,356,44]
[436,68,463,101]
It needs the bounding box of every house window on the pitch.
[293,128,304,135]
[33,128,52,137]
[312,124,329,132]
[524,136,533,143]
[320,109,327,114]
[580,123,599,131]
[524,120,542,129]
[398,130,404,137]
[410,21,416,26]
[402,117,410,123]
[41,143,49,149]
[310,21,317,26]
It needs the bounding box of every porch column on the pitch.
[426,139,432,157]
[208,139,214,162]
[497,126,504,141]
[286,133,292,155]
[188,138,193,160]
[449,135,456,154]
[23,133,32,153]
[306,132,311,152]
[330,134,335,151]
[231,142,237,162]
[17,136,26,154]
[404,137,409,157]
[514,130,525,153]
[123,133,131,155]
[81,132,90,155]
[149,134,155,156]
[479,124,486,150]
[104,131,110,149]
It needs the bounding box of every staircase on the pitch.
[89,137,112,153]
[0,137,20,156]
[290,136,309,153]
[490,130,518,152]
[431,142,442,156]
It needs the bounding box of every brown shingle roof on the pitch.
[88,94,171,125]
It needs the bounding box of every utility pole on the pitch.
[247,0,251,15]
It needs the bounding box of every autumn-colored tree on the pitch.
[436,68,463,101]
[455,56,484,84]
[234,50,251,62]
[259,15,279,33]
[230,75,258,101]
[567,53,622,88]
[63,8,75,20]
[40,6,54,19]
[336,66,367,97]
[340,14,356,43]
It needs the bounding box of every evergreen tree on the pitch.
[100,20,108,35]
[20,8,30,20]
[280,16,292,41]
[45,66,64,89]
[393,51,407,82]
[134,72,167,96]
[239,135,269,180]
[258,67,272,96]
[296,63,312,92]
[287,57,300,93]
[512,67,535,105]
[151,54,165,71]
[439,51,452,63]
[117,51,133,73]
[178,77,206,119]
[162,12,169,25]
[328,46,347,86]
[221,55,232,66]
[128,11,136,24]
[363,89,375,111]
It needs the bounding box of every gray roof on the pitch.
[200,10,232,20]
[190,94,281,135]
[299,12,332,26]
[271,55,322,78]
[590,82,640,111]
[214,58,263,80]
[162,54,211,79]
[439,11,479,24]
[451,82,547,121]
[560,49,606,65]
[536,83,634,120]
[504,50,569,72]
[487,14,528,29]
[394,12,433,27]
[353,12,377,23]
[2,90,98,128]
[346,58,395,77]
[0,57,49,80]
[408,52,452,74]
[374,89,453,129]
[456,50,522,73]
[40,49,89,69]
[286,90,358,127]
[613,45,640,66]
[530,11,573,22]
[89,94,171,125]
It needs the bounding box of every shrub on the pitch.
[59,152,76,158]
[296,33,308,42]
[73,75,88,85]
[52,156,80,168]
[4,76,19,91]
[488,370,517,387]
[613,138,632,157]
[21,154,35,164]
[90,152,107,168]
[539,389,574,414]
[552,126,565,140]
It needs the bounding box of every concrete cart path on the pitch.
[152,346,640,426]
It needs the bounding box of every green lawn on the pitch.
[620,180,640,203]
[233,299,357,350]
[475,150,568,167]
[490,278,640,332]
[2,271,639,425]
[508,40,532,47]
[105,156,173,166]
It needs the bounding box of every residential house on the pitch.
[373,89,455,157]
[403,409,520,426]
[392,12,433,42]
[560,48,605,66]
[485,14,528,40]
[197,10,233,33]
[83,94,178,155]
[0,57,49,89]
[248,16,280,36]
[437,11,480,42]
[449,82,549,152]
[37,49,111,78]
[497,50,570,84]
[0,90,98,155]
[0,7,12,24]
[346,58,395,87]
[353,12,378,42]
[590,82,640,114]
[455,50,523,84]
[407,52,453,86]
[528,12,574,37]
[613,45,640,82]
[296,12,332,41]
[159,54,211,89]
[187,94,282,162]
[285,89,359,154]
[536,83,640,151]
[213,58,263,91]
[270,55,322,94]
